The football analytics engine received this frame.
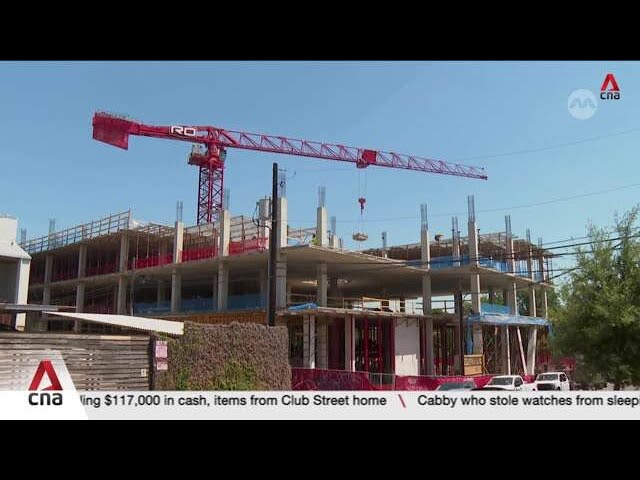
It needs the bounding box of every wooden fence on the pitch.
[0,333,151,390]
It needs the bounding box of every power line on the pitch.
[452,127,640,162]
[289,180,640,225]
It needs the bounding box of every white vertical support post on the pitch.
[277,197,288,248]
[504,326,511,375]
[316,186,328,247]
[344,314,355,371]
[468,195,483,355]
[516,327,528,375]
[14,259,30,331]
[303,314,316,369]
[258,198,271,243]
[317,263,327,307]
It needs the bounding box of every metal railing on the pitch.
[21,211,131,255]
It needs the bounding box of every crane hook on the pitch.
[358,197,366,215]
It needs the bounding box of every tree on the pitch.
[552,207,640,389]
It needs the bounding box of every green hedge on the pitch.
[156,322,291,390]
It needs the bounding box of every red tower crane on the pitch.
[92,112,487,225]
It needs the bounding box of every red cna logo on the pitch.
[600,73,620,100]
[28,360,63,391]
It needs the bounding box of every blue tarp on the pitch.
[288,303,319,311]
[467,312,550,327]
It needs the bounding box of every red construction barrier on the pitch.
[395,374,495,390]
[182,247,217,262]
[292,368,384,391]
[131,254,173,270]
[86,262,117,277]
[229,238,268,255]
[292,369,498,391]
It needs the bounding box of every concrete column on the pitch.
[454,323,462,375]
[303,314,316,369]
[43,254,53,302]
[316,322,328,369]
[506,283,518,315]
[421,275,432,312]
[116,234,130,315]
[76,283,86,313]
[258,198,271,242]
[423,317,434,375]
[170,271,181,313]
[117,276,128,314]
[212,274,218,310]
[14,259,30,331]
[217,263,229,311]
[345,315,355,371]
[74,282,85,332]
[219,211,230,257]
[173,221,184,263]
[119,233,129,273]
[275,255,287,309]
[452,217,460,266]
[74,244,88,331]
[159,239,168,259]
[259,269,267,308]
[502,327,511,375]
[538,255,545,283]
[316,207,328,247]
[78,245,87,278]
[468,197,483,355]
[420,209,432,315]
[157,280,166,304]
[488,287,496,303]
[277,198,288,248]
[330,234,339,248]
[317,263,327,307]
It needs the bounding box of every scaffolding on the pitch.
[21,211,132,255]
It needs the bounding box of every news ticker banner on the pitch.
[2,391,640,419]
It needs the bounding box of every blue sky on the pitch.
[1,61,638,271]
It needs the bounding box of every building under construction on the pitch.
[22,190,554,381]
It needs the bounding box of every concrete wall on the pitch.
[0,217,17,243]
[394,319,420,376]
[0,262,18,301]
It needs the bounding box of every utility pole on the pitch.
[267,163,279,327]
